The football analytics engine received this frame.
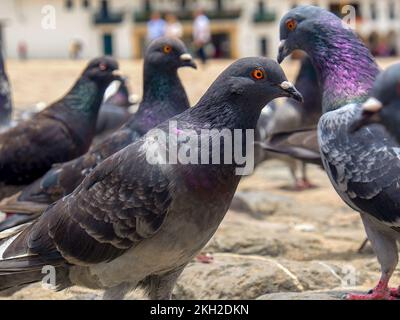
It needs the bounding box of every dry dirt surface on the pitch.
[1,58,400,300]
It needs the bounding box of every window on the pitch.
[260,37,268,57]
[258,1,265,14]
[389,1,396,20]
[370,2,377,20]
[65,0,73,10]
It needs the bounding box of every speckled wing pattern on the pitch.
[4,138,173,264]
[318,103,400,226]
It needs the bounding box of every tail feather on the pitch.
[0,225,69,294]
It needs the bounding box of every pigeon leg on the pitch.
[147,266,186,300]
[300,162,317,189]
[347,214,398,300]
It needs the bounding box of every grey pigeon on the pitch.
[0,57,120,188]
[0,57,302,300]
[278,5,400,300]
[0,37,196,229]
[351,63,400,144]
[254,56,322,189]
[94,77,133,141]
[0,48,12,128]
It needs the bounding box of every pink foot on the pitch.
[389,287,400,298]
[347,290,394,300]
[290,179,317,191]
[301,179,318,189]
[196,253,214,264]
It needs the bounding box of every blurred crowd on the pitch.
[147,8,211,65]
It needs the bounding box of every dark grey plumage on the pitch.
[0,37,196,226]
[279,5,400,299]
[0,57,302,299]
[0,57,120,186]
[351,63,400,144]
[254,56,322,188]
[0,49,12,127]
[95,77,133,138]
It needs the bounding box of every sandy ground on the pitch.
[2,57,400,300]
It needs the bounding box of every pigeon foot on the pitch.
[196,253,214,264]
[347,280,397,300]
[289,179,318,191]
[389,287,400,298]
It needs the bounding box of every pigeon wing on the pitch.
[319,104,400,226]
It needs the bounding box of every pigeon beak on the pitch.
[349,98,383,133]
[279,81,304,103]
[180,53,197,69]
[277,40,289,64]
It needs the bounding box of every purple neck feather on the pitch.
[304,21,380,113]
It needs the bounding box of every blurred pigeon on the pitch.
[0,57,120,188]
[0,57,302,299]
[255,56,322,189]
[257,127,322,166]
[351,63,400,144]
[0,37,196,228]
[278,5,400,300]
[95,77,133,140]
[0,49,12,128]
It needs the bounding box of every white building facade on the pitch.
[0,0,399,59]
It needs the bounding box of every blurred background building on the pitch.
[0,0,398,59]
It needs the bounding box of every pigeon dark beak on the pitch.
[277,40,289,64]
[180,53,197,69]
[349,98,383,133]
[279,81,304,103]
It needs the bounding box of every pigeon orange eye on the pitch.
[99,63,107,71]
[163,45,172,54]
[286,19,297,31]
[251,69,265,80]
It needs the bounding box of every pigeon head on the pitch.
[82,56,121,86]
[351,64,400,142]
[192,57,303,129]
[278,5,379,112]
[214,57,303,106]
[277,6,342,64]
[144,37,197,70]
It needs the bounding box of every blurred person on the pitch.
[165,13,183,38]
[147,11,166,41]
[193,8,211,65]
[18,41,27,60]
[69,40,83,60]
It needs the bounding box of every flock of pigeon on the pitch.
[0,5,399,300]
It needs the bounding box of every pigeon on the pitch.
[351,63,400,144]
[0,48,12,128]
[0,37,196,229]
[254,56,322,189]
[0,57,302,299]
[278,5,400,300]
[0,56,120,188]
[257,127,322,166]
[94,77,133,141]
